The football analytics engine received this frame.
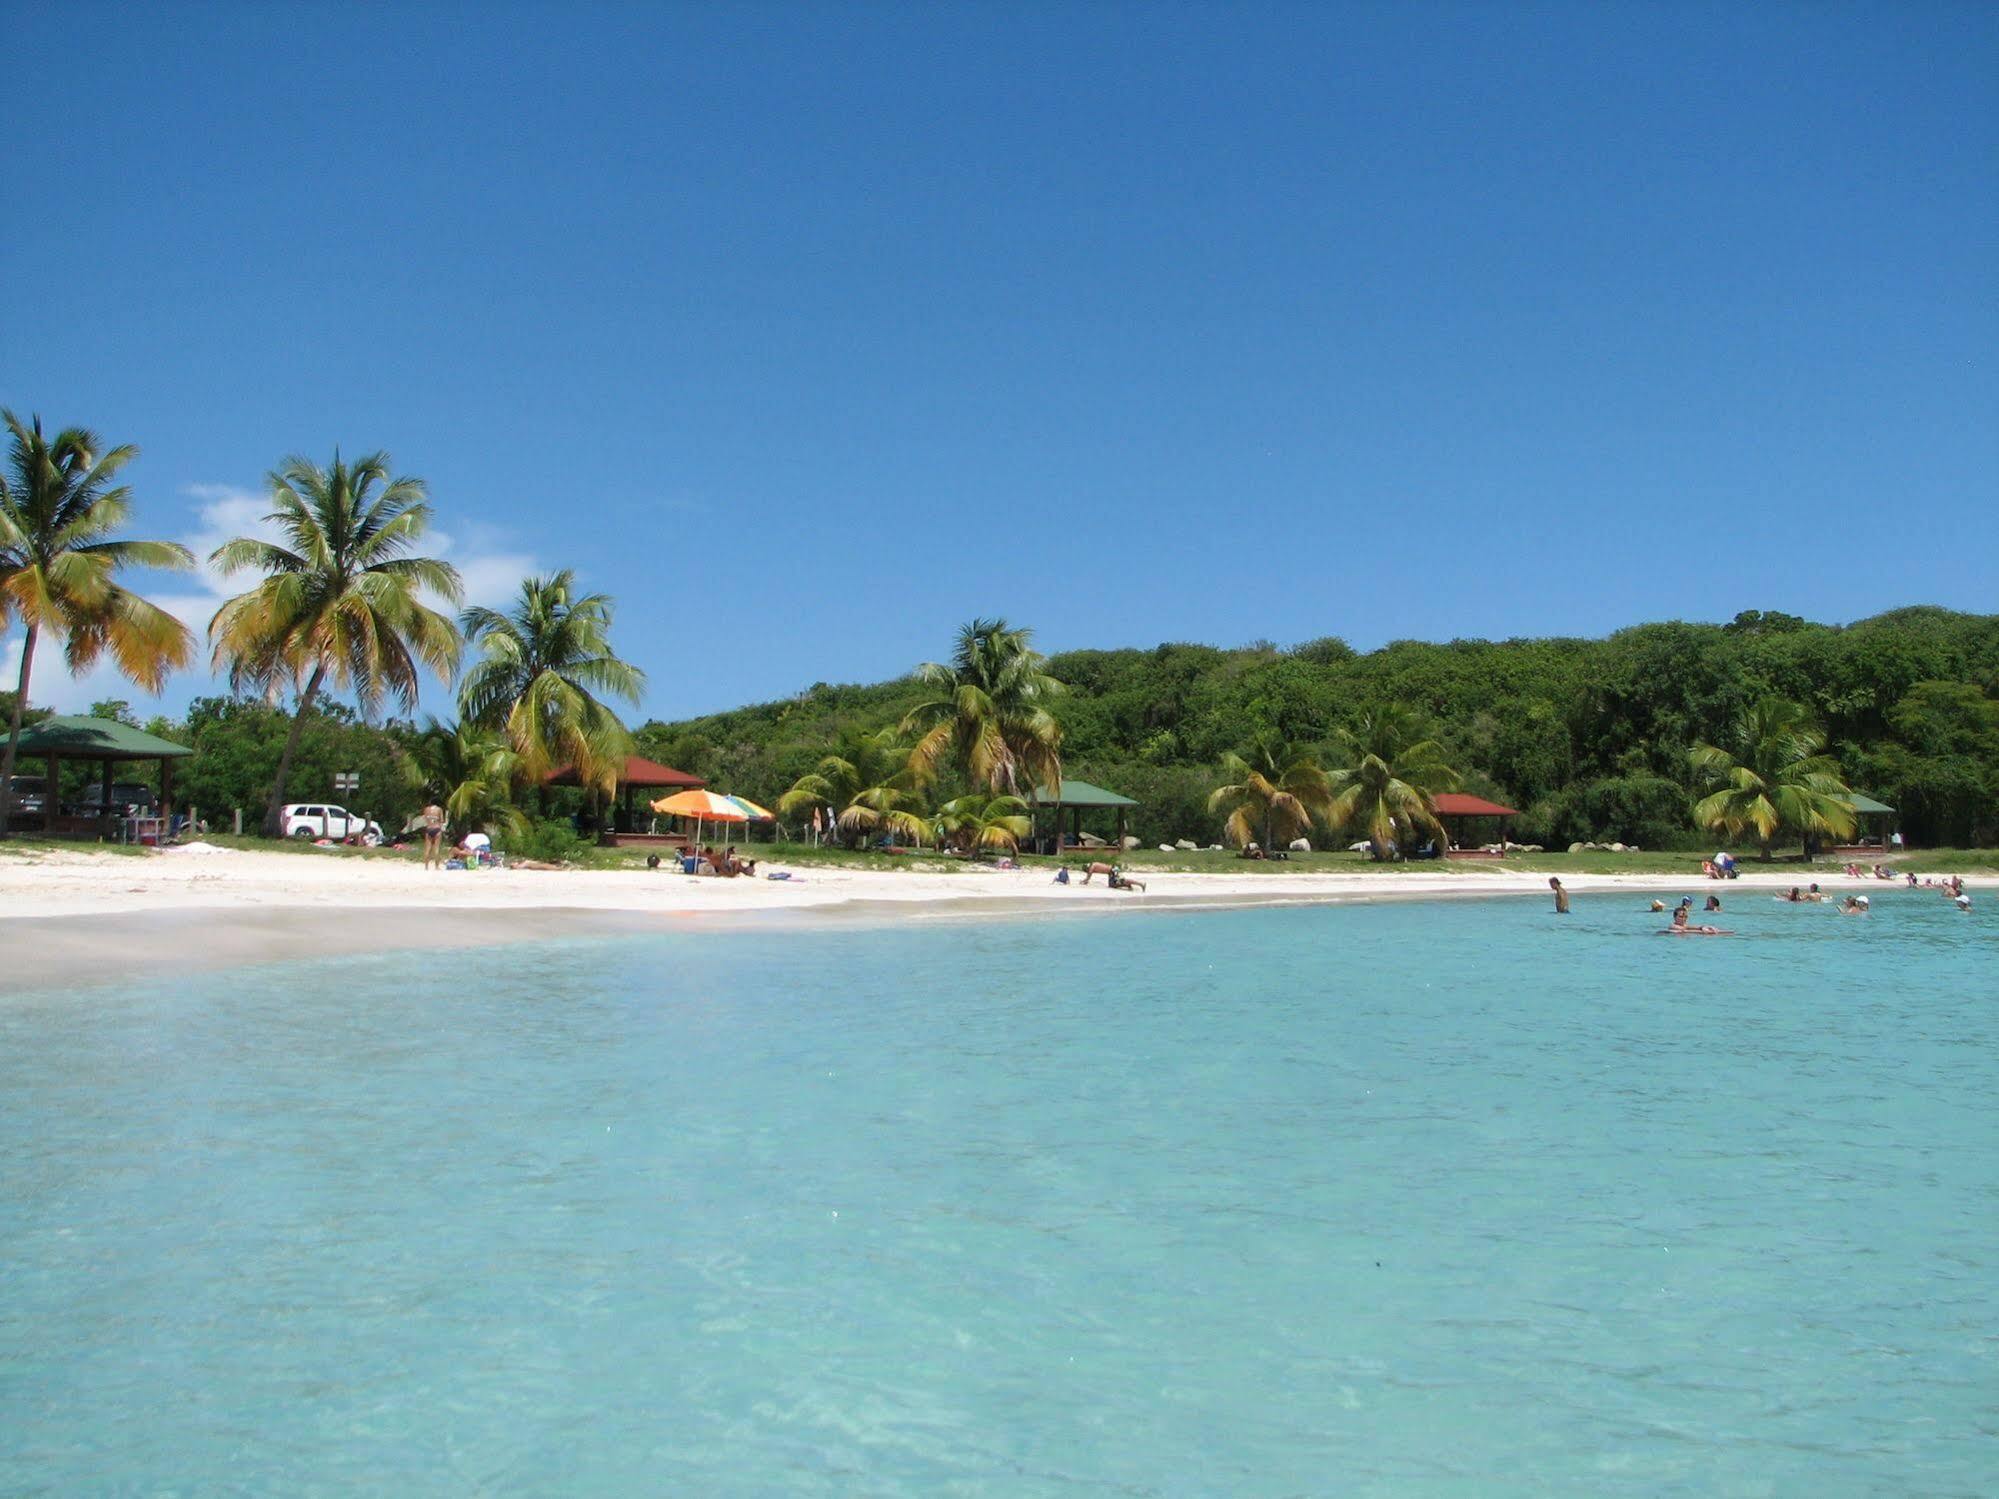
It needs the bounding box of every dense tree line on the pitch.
[633,608,1999,849]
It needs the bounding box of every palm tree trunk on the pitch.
[263,665,326,838]
[0,624,39,838]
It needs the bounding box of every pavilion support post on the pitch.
[100,761,114,841]
[161,758,174,837]
[46,753,59,835]
[1117,808,1127,852]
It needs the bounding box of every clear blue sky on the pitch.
[7,1,1995,723]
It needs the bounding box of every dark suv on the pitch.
[3,775,48,817]
[69,782,159,817]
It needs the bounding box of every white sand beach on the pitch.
[2,844,1982,988]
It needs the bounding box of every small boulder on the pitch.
[1158,844,1174,853]
[1174,838,1198,851]
[1288,838,1311,852]
[1609,842,1627,854]
[1567,842,1586,854]
[1121,835,1140,850]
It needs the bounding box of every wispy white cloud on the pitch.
[2,483,543,719]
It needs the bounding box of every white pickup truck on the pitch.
[280,803,383,844]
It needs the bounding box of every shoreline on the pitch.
[3,846,1983,991]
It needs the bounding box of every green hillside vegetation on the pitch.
[631,608,1999,851]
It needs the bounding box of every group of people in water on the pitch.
[1546,868,1974,930]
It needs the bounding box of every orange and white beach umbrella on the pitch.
[651,788,749,849]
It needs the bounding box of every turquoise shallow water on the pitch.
[1,891,1994,1496]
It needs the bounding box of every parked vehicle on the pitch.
[69,782,159,817]
[3,775,48,817]
[280,803,384,844]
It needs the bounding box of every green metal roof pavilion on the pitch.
[14,715,192,760]
[1030,778,1138,855]
[1031,779,1138,808]
[1845,792,1894,815]
[7,715,190,840]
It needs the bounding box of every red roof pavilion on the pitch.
[1431,792,1520,818]
[545,754,705,791]
[1432,792,1521,858]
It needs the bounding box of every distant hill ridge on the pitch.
[632,607,1999,851]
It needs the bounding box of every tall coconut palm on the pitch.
[778,727,927,847]
[401,718,527,839]
[1,412,195,835]
[901,618,1064,796]
[1327,703,1462,860]
[458,571,645,798]
[1207,735,1335,851]
[208,450,462,837]
[934,792,1031,854]
[1689,697,1855,858]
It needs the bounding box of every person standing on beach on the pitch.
[421,801,445,871]
[1550,877,1569,914]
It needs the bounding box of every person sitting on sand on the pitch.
[1107,866,1146,892]
[721,845,756,876]
[1550,877,1569,914]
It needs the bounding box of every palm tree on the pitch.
[208,450,462,837]
[1,412,195,835]
[402,718,527,840]
[1326,704,1462,860]
[837,781,932,848]
[778,727,927,847]
[901,618,1064,796]
[1689,697,1855,859]
[458,571,644,799]
[934,792,1031,854]
[1207,735,1335,851]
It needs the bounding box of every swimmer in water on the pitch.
[1550,877,1569,914]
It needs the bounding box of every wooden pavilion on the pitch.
[1030,778,1139,855]
[1432,792,1520,858]
[545,753,705,847]
[6,715,191,842]
[1833,792,1898,854]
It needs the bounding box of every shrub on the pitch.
[509,818,590,864]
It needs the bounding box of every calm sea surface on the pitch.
[2,892,1993,1496]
